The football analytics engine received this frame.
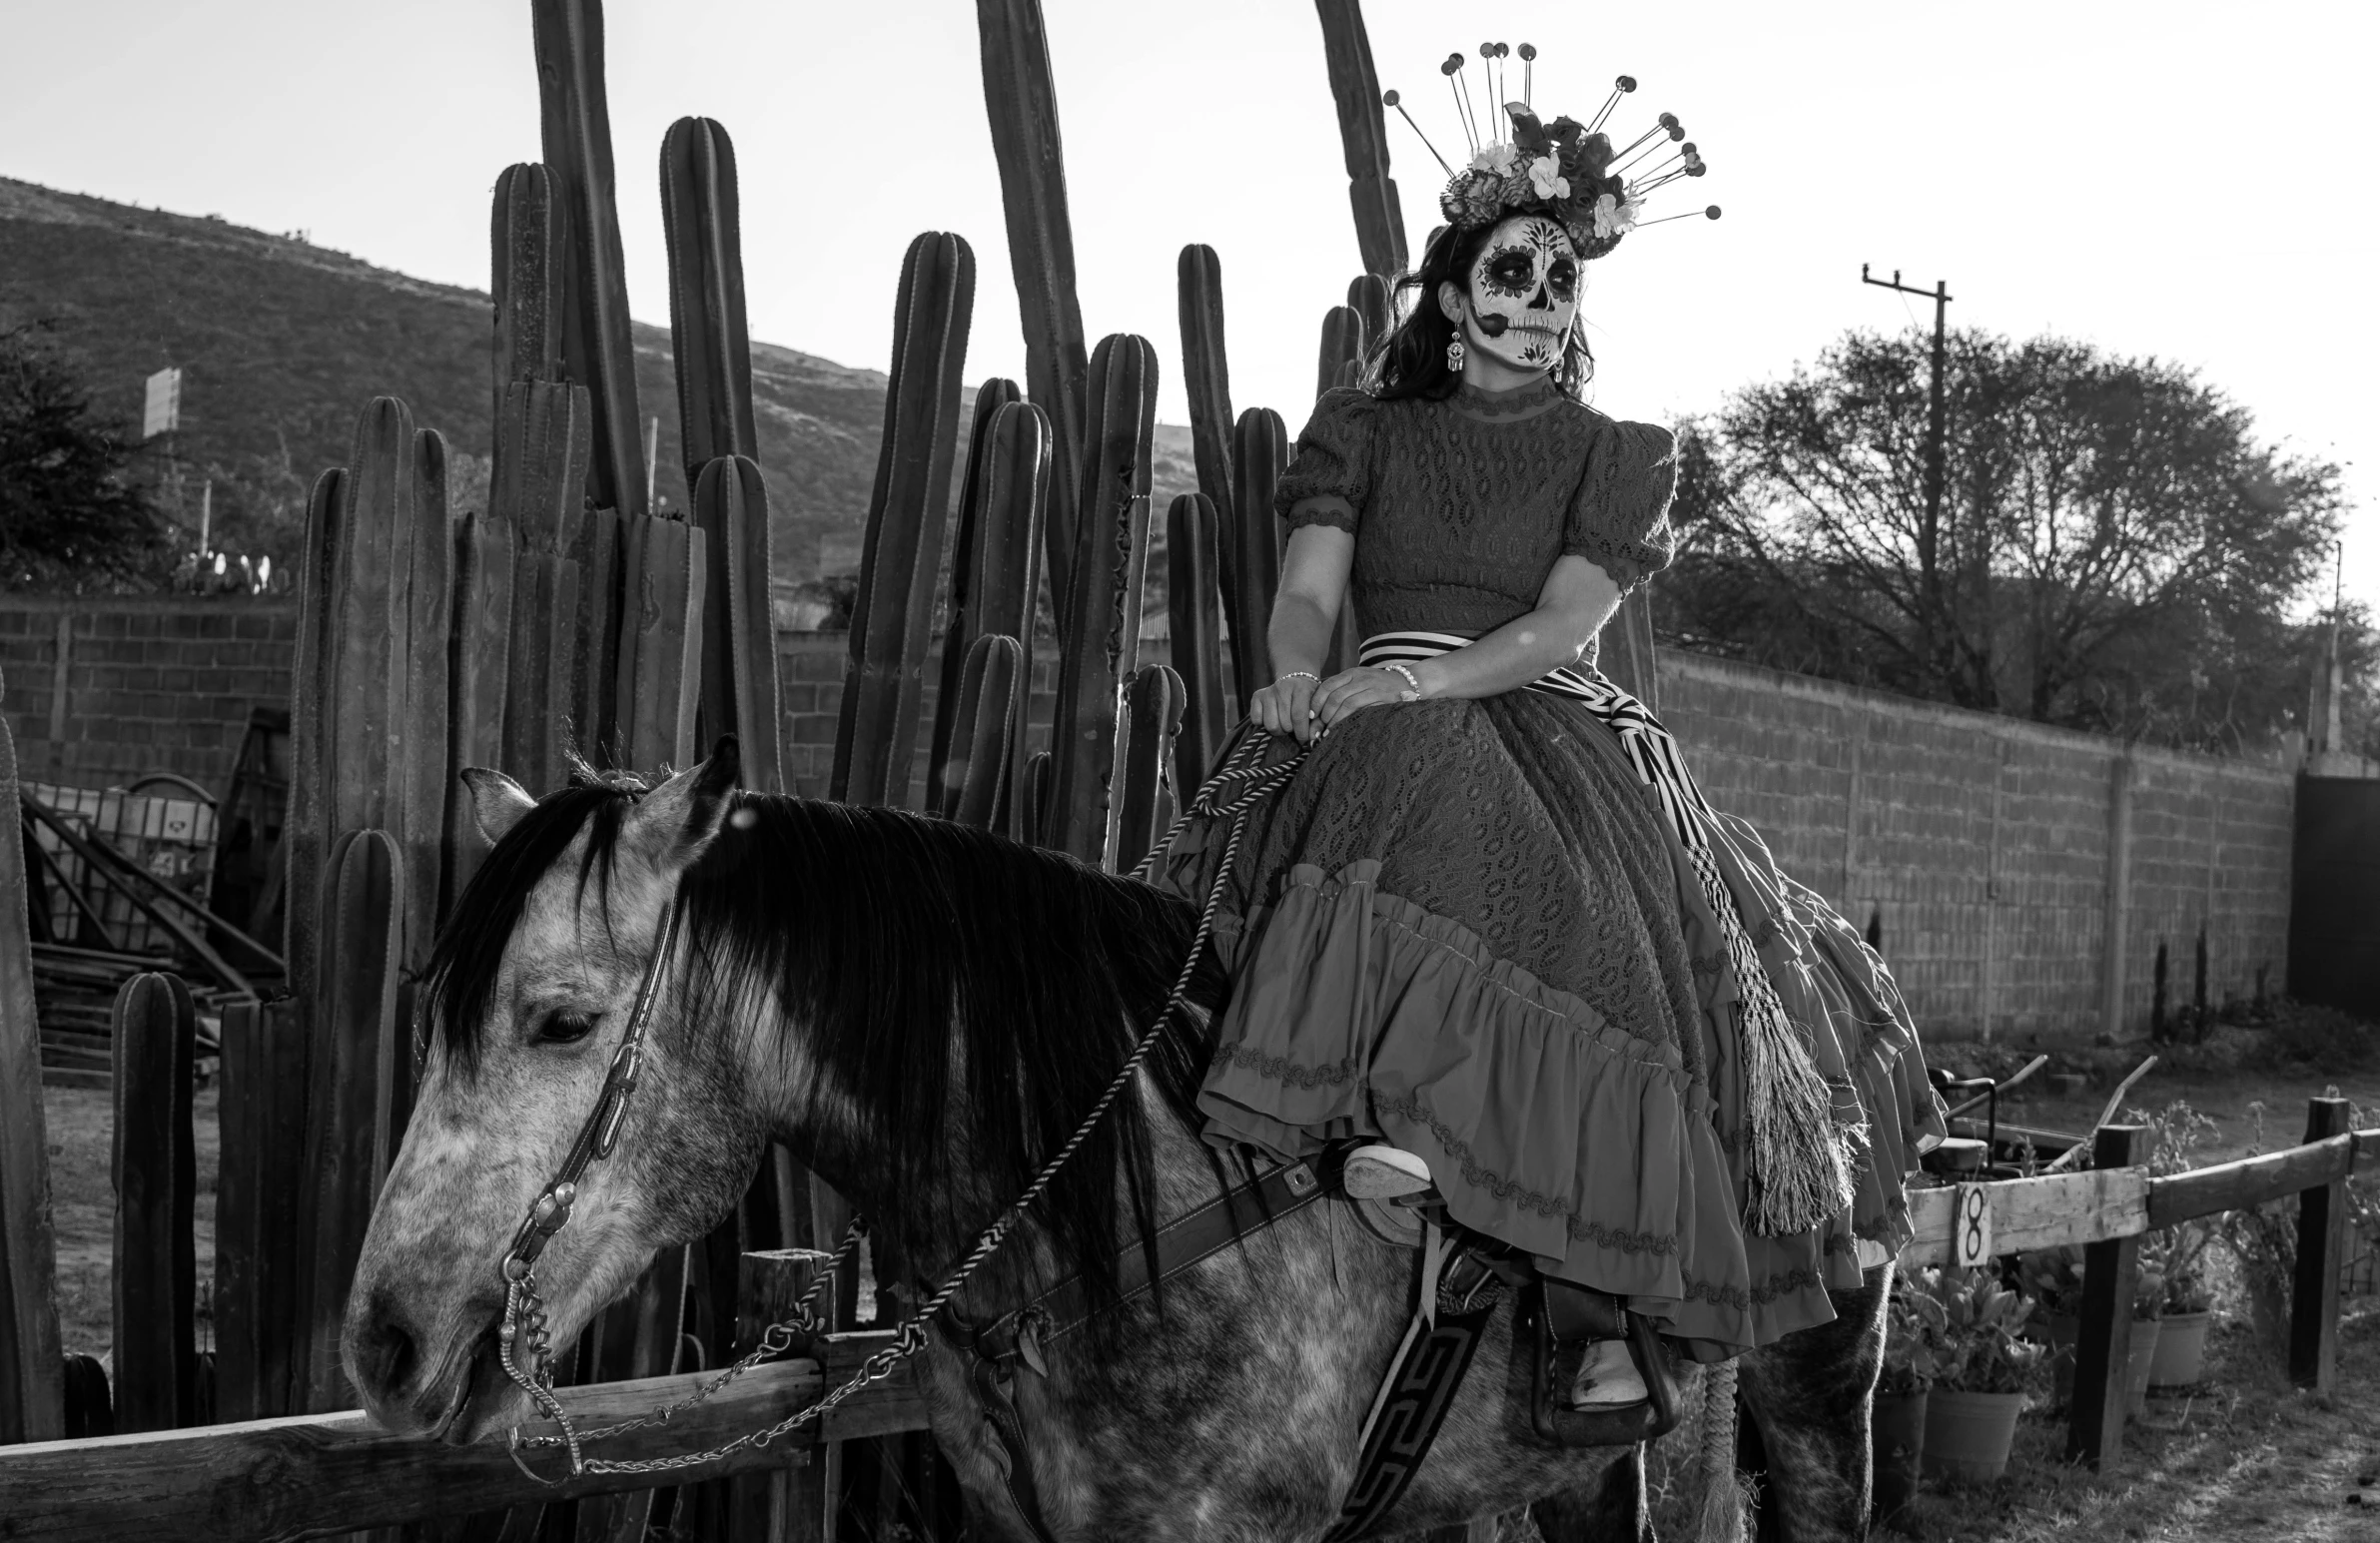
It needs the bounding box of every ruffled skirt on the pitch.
[1152,685,1947,1355]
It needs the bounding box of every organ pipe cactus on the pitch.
[834,232,976,810]
[1047,333,1158,864]
[943,633,1024,831]
[1109,664,1185,876]
[1019,749,1053,848]
[1176,245,1236,537]
[1165,492,1228,797]
[397,429,455,956]
[282,466,344,1030]
[1226,406,1287,709]
[693,455,785,793]
[1316,305,1364,399]
[110,971,197,1433]
[528,0,646,516]
[926,379,1025,815]
[489,163,566,421]
[492,380,593,792]
[615,512,707,772]
[330,397,413,839]
[661,116,759,496]
[445,508,512,899]
[1345,274,1391,352]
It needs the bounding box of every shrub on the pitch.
[1904,1266,2044,1395]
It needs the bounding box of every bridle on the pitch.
[484,730,1304,1483]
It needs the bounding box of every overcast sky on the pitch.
[5,0,2372,611]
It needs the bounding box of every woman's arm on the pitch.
[1309,554,1623,730]
[1249,523,1354,743]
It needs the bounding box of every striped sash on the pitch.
[1358,629,1860,1233]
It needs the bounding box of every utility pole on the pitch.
[1861,265,1952,574]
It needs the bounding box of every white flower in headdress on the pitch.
[1592,192,1643,240]
[1526,154,1570,201]
[1470,142,1519,177]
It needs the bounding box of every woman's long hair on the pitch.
[1368,218,1595,402]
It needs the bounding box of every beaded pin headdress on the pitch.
[1383,44,1720,261]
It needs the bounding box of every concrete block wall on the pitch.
[0,596,298,791]
[2,597,2294,1047]
[1655,652,2294,1046]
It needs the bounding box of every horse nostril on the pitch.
[351,1286,421,1400]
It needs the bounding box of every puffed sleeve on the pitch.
[1274,386,1375,535]
[1563,417,1679,593]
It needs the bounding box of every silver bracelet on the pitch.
[1275,670,1321,685]
[1381,662,1423,702]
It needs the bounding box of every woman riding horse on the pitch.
[1153,92,1947,1407]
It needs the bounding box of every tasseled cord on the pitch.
[1696,1360,1750,1543]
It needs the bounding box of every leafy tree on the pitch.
[1661,330,2349,751]
[0,323,168,589]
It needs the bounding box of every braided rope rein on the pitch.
[501,730,1303,1481]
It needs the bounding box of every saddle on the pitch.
[937,1152,1685,1543]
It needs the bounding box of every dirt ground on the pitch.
[1881,1305,2380,1543]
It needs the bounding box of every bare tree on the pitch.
[1662,329,2348,750]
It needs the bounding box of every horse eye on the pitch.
[536,1010,598,1046]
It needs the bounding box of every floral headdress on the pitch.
[1383,45,1718,262]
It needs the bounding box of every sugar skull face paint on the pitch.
[1462,215,1579,374]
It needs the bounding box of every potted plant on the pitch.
[2145,1220,2218,1387]
[1875,1278,1946,1523]
[2125,1262,2166,1415]
[1911,1267,2043,1483]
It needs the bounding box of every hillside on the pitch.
[0,176,1198,591]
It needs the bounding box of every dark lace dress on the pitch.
[1154,378,1947,1356]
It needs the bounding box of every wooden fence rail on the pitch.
[2,1110,2368,1537]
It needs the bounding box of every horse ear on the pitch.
[626,736,743,877]
[460,767,537,844]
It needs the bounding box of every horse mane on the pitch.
[425,775,1225,1311]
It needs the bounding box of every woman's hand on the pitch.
[1250,672,1322,742]
[1311,665,1418,734]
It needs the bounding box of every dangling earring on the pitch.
[1446,336,1466,374]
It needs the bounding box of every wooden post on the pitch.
[2065,1123,2145,1470]
[0,668,65,1443]
[2099,752,2134,1041]
[1310,0,1408,278]
[2290,1096,2352,1390]
[728,1251,826,1543]
[110,973,198,1433]
[976,0,1090,609]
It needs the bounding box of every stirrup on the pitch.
[1525,1281,1683,1448]
[1343,1145,1432,1200]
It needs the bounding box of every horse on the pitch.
[343,743,1893,1541]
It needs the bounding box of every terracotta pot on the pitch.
[2148,1309,2213,1387]
[1872,1389,1928,1524]
[1923,1388,2025,1483]
[2125,1316,2162,1415]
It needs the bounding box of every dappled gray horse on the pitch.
[343,746,1888,1540]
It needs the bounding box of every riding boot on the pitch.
[1528,1279,1683,1447]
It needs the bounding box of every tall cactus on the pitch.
[490,163,566,421]
[529,0,646,516]
[1313,0,1409,278]
[397,429,455,955]
[1346,273,1392,350]
[661,116,759,496]
[833,231,976,809]
[1166,493,1228,798]
[977,0,1089,614]
[693,454,785,793]
[1177,245,1236,534]
[296,828,402,1413]
[493,380,593,791]
[1317,305,1365,400]
[1018,749,1054,848]
[925,379,1024,815]
[282,466,344,1054]
[110,972,197,1433]
[615,512,707,772]
[1225,406,1287,709]
[329,398,413,840]
[943,633,1024,830]
[1048,334,1158,864]
[1109,664,1185,876]
[0,661,59,1444]
[571,504,623,763]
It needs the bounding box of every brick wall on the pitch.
[4,598,2293,1048]
[0,596,298,791]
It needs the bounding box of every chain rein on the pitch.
[497,731,1301,1481]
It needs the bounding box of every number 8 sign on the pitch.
[1952,1183,1993,1266]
